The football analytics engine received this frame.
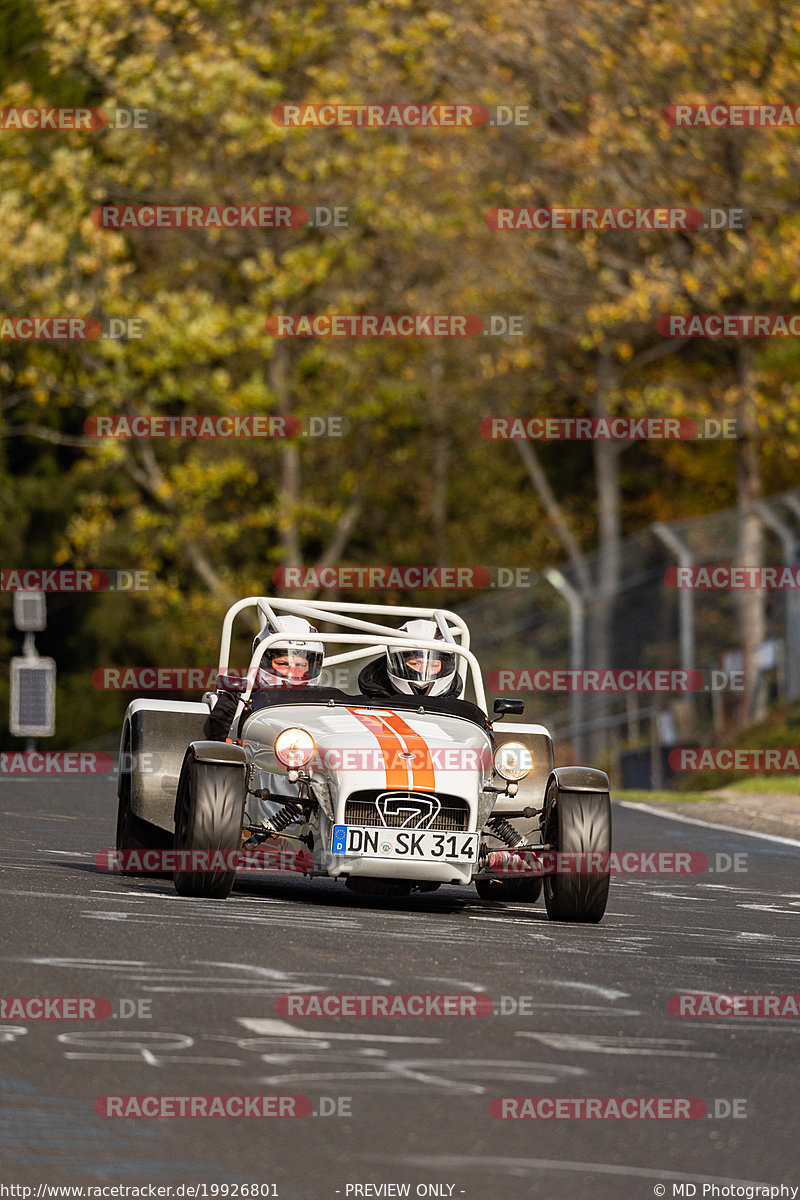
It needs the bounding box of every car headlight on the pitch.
[494,741,532,781]
[274,728,315,769]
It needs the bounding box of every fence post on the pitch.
[652,522,696,713]
[545,568,586,761]
[650,707,664,790]
[771,498,800,701]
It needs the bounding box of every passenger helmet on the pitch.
[252,615,324,688]
[386,619,458,697]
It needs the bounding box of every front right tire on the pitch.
[542,783,611,923]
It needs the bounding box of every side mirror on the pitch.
[493,698,524,718]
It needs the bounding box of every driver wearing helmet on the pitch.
[204,615,324,847]
[357,619,464,700]
[204,615,323,741]
[250,616,324,692]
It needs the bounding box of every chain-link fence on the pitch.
[460,485,800,787]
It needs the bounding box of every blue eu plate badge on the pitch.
[332,825,348,854]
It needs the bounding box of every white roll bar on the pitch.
[216,597,483,712]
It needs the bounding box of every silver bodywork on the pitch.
[118,598,569,888]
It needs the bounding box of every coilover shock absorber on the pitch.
[245,797,305,846]
[269,800,304,833]
[486,815,525,848]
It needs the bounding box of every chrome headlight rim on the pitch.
[273,727,316,769]
[493,740,532,781]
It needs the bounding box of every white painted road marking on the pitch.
[239,1017,440,1044]
[618,800,800,847]
[516,1031,717,1057]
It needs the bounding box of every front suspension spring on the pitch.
[269,800,304,833]
[486,815,525,848]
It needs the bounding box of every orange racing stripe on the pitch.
[346,708,410,789]
[373,710,437,792]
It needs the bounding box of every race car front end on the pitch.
[242,701,495,889]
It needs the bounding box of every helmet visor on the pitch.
[263,645,323,683]
[387,647,455,685]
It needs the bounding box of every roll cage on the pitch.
[216,597,487,715]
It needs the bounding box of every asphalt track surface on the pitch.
[1,775,799,1200]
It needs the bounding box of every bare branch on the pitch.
[514,438,592,594]
[314,493,363,575]
[119,442,234,601]
[6,424,94,448]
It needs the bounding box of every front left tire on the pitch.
[173,752,246,899]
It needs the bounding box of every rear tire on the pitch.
[173,753,246,899]
[542,783,611,923]
[475,876,542,903]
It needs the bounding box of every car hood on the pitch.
[241,701,493,802]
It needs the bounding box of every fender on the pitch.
[123,702,209,830]
[548,765,610,793]
[188,740,248,767]
[173,742,248,824]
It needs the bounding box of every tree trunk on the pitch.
[735,342,767,726]
[589,353,623,757]
[269,343,303,574]
[429,351,449,567]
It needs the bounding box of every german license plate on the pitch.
[332,824,478,863]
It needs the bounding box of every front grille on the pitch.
[344,792,470,832]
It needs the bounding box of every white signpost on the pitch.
[9,591,56,744]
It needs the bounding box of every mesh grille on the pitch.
[344,793,470,832]
[17,669,49,725]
